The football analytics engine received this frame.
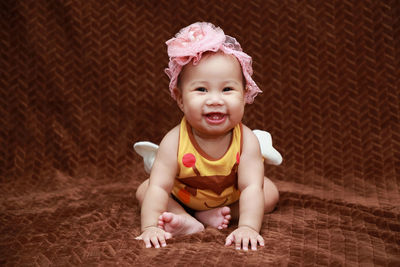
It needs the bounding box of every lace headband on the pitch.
[164,22,262,104]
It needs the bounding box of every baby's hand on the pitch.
[135,226,172,248]
[225,226,265,251]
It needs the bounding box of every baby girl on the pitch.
[135,22,280,251]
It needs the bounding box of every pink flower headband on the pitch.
[165,22,262,104]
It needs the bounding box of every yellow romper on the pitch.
[171,117,242,211]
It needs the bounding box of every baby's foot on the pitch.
[195,206,231,230]
[158,212,204,236]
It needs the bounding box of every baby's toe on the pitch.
[221,207,231,215]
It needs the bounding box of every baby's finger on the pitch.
[225,233,234,246]
[158,235,167,247]
[250,237,258,251]
[150,235,161,248]
[257,235,265,247]
[242,236,250,251]
[164,232,172,240]
[143,237,152,248]
[235,235,242,250]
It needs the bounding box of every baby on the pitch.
[135,22,280,251]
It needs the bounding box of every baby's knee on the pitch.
[265,187,279,213]
[135,179,149,204]
[264,178,279,213]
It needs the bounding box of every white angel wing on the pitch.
[252,130,283,165]
[133,141,159,174]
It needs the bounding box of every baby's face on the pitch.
[176,52,245,138]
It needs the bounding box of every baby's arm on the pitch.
[137,126,179,248]
[225,126,265,250]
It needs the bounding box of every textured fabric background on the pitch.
[1,0,399,265]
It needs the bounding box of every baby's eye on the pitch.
[223,87,233,92]
[195,87,207,92]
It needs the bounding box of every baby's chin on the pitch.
[193,123,235,138]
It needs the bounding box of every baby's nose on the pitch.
[206,92,224,106]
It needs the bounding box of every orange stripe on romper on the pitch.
[178,188,191,203]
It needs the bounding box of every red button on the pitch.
[182,153,196,167]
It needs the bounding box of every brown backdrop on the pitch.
[1,0,399,265]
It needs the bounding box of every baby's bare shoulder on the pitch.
[159,125,180,148]
[241,124,260,151]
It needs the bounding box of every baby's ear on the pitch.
[173,87,184,110]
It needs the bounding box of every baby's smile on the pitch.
[204,112,227,124]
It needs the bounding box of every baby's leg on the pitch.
[136,179,204,236]
[228,177,279,220]
[263,177,279,213]
[158,198,205,236]
[135,179,150,207]
[195,207,232,230]
[189,177,279,229]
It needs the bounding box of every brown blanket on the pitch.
[1,0,399,265]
